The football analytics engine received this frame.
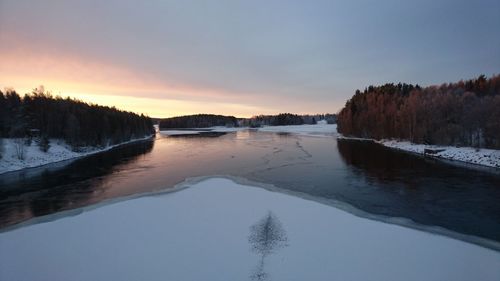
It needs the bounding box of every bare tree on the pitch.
[13,138,26,160]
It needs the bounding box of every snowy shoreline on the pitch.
[0,135,154,175]
[338,136,500,169]
[380,140,500,169]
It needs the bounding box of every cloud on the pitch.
[1,0,499,116]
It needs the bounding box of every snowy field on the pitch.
[0,177,498,281]
[0,136,153,175]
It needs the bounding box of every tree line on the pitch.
[241,113,336,127]
[251,113,304,127]
[337,74,500,149]
[159,114,238,129]
[159,113,338,129]
[0,88,154,151]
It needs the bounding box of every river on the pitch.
[1,130,499,246]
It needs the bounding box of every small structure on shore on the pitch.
[424,148,446,155]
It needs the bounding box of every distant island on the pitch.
[159,114,238,129]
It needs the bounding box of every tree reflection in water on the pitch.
[0,140,154,228]
[248,211,288,281]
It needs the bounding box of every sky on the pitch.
[1,0,499,118]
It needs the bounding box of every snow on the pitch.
[336,135,374,142]
[160,126,246,136]
[380,140,500,168]
[160,124,338,137]
[1,177,498,281]
[159,124,337,137]
[208,126,249,133]
[159,129,206,135]
[0,136,153,175]
[257,123,337,137]
[337,130,500,169]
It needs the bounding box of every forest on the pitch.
[337,75,500,149]
[159,114,238,129]
[247,113,304,127]
[241,113,336,127]
[0,88,154,150]
[159,113,337,129]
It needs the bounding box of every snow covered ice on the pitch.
[1,177,498,281]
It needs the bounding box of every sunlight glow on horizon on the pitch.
[53,93,279,118]
[0,47,340,117]
[0,76,337,118]
[0,53,282,118]
[0,79,280,118]
[0,84,278,118]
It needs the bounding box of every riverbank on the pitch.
[0,135,154,175]
[338,136,500,169]
[380,140,500,168]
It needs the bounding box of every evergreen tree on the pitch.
[0,88,154,150]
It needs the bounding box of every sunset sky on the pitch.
[1,0,499,118]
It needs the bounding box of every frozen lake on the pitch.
[1,177,499,281]
[1,128,500,279]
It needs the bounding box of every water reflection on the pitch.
[248,211,288,281]
[0,140,154,228]
[337,138,500,241]
[337,138,434,186]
